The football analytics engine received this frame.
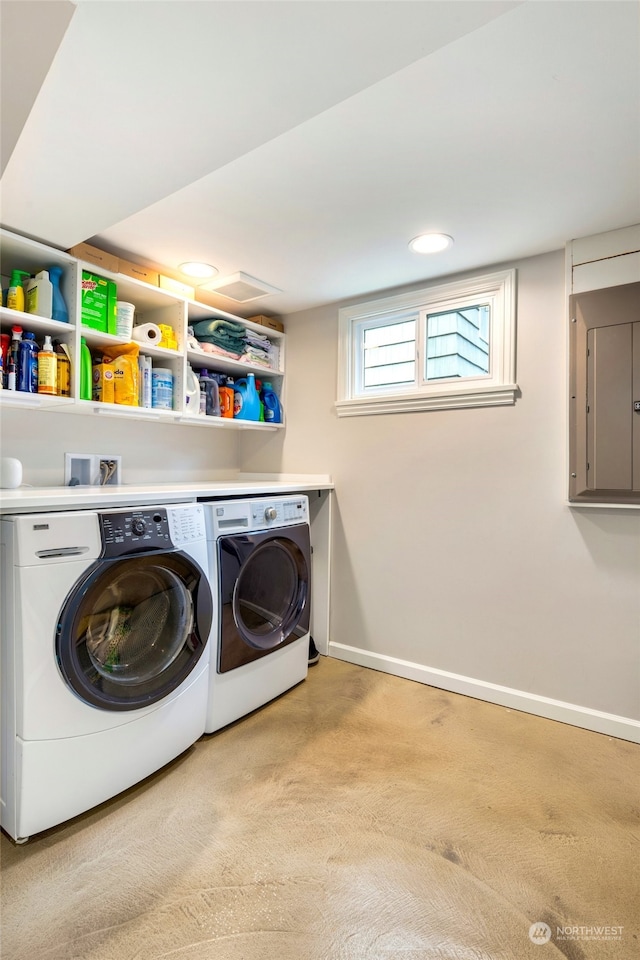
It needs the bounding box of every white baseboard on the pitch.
[329,642,640,744]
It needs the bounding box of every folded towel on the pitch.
[192,318,246,338]
[245,331,270,345]
[196,331,247,353]
[199,342,243,360]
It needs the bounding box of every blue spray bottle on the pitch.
[48,266,69,323]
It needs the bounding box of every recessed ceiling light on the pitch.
[178,261,218,279]
[409,233,453,254]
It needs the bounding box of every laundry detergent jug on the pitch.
[261,382,282,424]
[233,373,260,421]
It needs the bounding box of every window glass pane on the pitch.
[362,318,415,388]
[425,305,490,381]
[365,361,415,387]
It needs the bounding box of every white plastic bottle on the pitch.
[26,271,53,319]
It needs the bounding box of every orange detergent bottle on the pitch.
[219,377,234,418]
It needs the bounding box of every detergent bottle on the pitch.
[199,369,220,417]
[17,331,39,393]
[219,377,234,418]
[261,382,282,423]
[185,362,200,415]
[233,373,261,421]
[79,337,92,400]
[26,271,53,319]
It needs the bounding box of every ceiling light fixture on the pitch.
[409,233,453,254]
[178,261,218,280]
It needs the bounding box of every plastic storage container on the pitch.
[152,367,173,410]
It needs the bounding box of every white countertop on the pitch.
[0,474,333,514]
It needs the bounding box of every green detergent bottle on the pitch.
[80,337,92,400]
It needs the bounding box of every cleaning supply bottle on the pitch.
[255,379,265,421]
[233,373,261,421]
[1,333,10,388]
[219,377,234,418]
[7,270,30,312]
[37,335,57,396]
[261,382,282,424]
[199,369,220,417]
[185,362,201,415]
[26,271,53,319]
[53,339,71,397]
[7,326,23,390]
[48,266,69,323]
[18,331,39,392]
[79,336,92,400]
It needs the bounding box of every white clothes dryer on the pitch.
[0,502,213,843]
[202,495,311,733]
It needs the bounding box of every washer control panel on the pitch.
[100,508,171,557]
[207,496,309,536]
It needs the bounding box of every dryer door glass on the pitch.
[218,525,310,673]
[57,552,212,711]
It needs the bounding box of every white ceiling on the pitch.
[1,0,639,317]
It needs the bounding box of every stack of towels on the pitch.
[242,329,277,368]
[190,318,247,360]
[190,318,278,369]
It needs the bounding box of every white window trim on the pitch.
[336,269,518,416]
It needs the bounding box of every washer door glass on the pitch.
[57,552,212,711]
[232,536,309,649]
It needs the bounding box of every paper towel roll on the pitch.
[132,322,162,344]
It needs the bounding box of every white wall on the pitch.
[240,249,640,740]
[0,407,240,486]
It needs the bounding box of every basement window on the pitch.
[336,269,518,416]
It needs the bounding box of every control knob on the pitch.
[264,506,278,521]
[131,518,146,536]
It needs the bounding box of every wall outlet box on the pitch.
[65,454,122,486]
[81,271,117,333]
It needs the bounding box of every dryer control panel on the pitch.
[206,496,309,537]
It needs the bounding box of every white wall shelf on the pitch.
[0,228,286,429]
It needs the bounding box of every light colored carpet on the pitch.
[1,658,638,959]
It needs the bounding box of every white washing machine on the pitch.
[0,502,213,843]
[203,495,311,733]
